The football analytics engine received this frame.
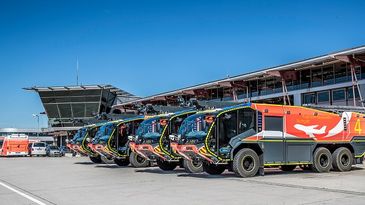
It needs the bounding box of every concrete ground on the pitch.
[0,157,364,205]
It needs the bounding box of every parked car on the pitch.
[28,142,47,156]
[46,145,62,157]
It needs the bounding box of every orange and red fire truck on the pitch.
[170,103,365,177]
[0,134,29,157]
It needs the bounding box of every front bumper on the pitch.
[129,142,167,161]
[88,143,116,159]
[6,152,28,156]
[66,143,88,155]
[31,150,47,156]
[170,142,214,163]
[49,152,62,157]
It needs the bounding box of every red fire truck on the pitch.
[171,103,365,177]
[0,134,29,157]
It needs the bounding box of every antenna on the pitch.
[76,57,79,85]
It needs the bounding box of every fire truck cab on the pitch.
[129,110,203,172]
[89,116,149,167]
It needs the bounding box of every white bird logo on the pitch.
[294,124,327,138]
[324,112,352,138]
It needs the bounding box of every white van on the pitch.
[28,142,47,156]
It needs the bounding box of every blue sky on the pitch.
[0,0,364,128]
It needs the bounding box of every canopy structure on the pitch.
[24,84,140,129]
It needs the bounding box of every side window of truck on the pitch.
[238,108,256,134]
[264,116,283,131]
[219,111,238,146]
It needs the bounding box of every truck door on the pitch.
[263,116,285,164]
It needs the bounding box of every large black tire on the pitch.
[183,159,203,173]
[157,160,178,171]
[312,147,332,173]
[89,155,102,163]
[114,158,130,166]
[280,165,296,172]
[101,156,115,164]
[129,152,149,168]
[332,147,353,172]
[233,148,260,178]
[203,163,226,175]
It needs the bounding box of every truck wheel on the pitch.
[280,165,296,171]
[89,155,102,163]
[312,147,332,173]
[157,160,178,171]
[129,152,149,167]
[101,156,115,164]
[114,158,130,166]
[332,147,353,172]
[183,159,203,173]
[203,163,226,175]
[233,148,259,178]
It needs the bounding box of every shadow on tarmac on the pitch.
[177,166,364,179]
[74,161,95,165]
[135,168,187,175]
[94,164,130,169]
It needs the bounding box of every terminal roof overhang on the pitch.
[114,45,365,108]
[24,84,137,98]
[24,84,140,129]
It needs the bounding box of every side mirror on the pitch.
[223,113,232,120]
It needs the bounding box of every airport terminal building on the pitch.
[114,46,365,110]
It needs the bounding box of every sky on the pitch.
[0,0,365,128]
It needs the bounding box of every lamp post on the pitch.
[32,114,40,137]
[32,112,46,138]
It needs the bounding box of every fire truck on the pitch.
[0,134,29,157]
[170,103,365,177]
[128,109,204,172]
[88,116,150,167]
[66,123,105,163]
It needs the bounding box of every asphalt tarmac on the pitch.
[0,157,364,205]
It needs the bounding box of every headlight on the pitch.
[128,135,135,141]
[169,134,176,141]
[169,134,181,141]
[65,139,69,143]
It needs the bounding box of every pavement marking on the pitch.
[0,181,47,205]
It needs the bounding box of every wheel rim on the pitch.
[136,155,145,163]
[319,153,329,167]
[242,156,254,171]
[340,153,350,167]
[192,160,202,168]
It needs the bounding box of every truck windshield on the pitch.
[94,123,115,141]
[178,113,213,139]
[72,128,87,141]
[136,118,164,139]
[0,139,3,147]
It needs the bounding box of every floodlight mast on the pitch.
[32,114,40,137]
[76,57,79,86]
